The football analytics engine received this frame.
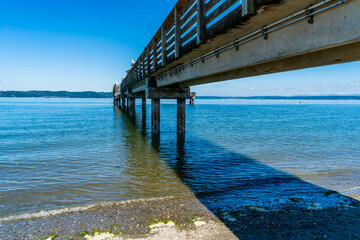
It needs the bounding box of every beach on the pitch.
[0,195,237,240]
[1,194,359,239]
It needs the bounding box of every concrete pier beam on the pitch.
[129,98,136,116]
[151,98,160,135]
[177,98,186,134]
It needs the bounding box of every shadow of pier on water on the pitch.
[116,105,360,240]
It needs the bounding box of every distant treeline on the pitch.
[198,96,360,100]
[0,91,112,98]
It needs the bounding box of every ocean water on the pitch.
[0,98,360,219]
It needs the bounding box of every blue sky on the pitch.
[0,0,359,96]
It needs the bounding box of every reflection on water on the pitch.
[1,98,360,217]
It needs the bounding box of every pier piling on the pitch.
[151,98,160,135]
[129,98,135,116]
[177,98,186,134]
[142,98,146,122]
[121,98,126,110]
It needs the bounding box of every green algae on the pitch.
[111,224,119,229]
[148,218,161,227]
[189,216,201,222]
[79,231,89,237]
[92,229,101,235]
[148,218,175,228]
[36,235,57,240]
[79,229,116,239]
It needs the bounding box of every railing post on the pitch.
[136,62,139,81]
[146,47,151,76]
[161,25,167,67]
[152,39,158,72]
[242,0,257,17]
[142,54,146,79]
[197,0,206,45]
[130,70,133,85]
[135,63,138,82]
[175,7,182,59]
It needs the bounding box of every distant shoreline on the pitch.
[0,91,112,98]
[197,96,360,100]
[1,91,360,100]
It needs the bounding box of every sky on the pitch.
[0,0,359,96]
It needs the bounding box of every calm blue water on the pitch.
[1,98,360,218]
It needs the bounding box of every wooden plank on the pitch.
[181,14,197,35]
[206,4,242,39]
[205,0,221,12]
[181,27,197,44]
[175,7,182,59]
[166,28,175,41]
[166,35,175,49]
[206,0,239,24]
[181,37,197,55]
[181,2,197,26]
[156,47,162,57]
[197,0,206,44]
[181,0,196,18]
[166,22,175,36]
[167,52,175,62]
[167,44,176,54]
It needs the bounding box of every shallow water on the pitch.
[1,98,360,218]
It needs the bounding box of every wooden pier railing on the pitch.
[121,0,268,93]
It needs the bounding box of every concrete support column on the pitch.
[189,96,195,105]
[177,98,186,134]
[126,98,130,112]
[129,98,135,116]
[142,98,147,122]
[121,98,126,110]
[151,98,160,135]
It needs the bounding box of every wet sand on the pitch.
[1,195,360,240]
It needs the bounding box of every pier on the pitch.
[117,0,360,135]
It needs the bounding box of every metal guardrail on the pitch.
[121,0,260,93]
